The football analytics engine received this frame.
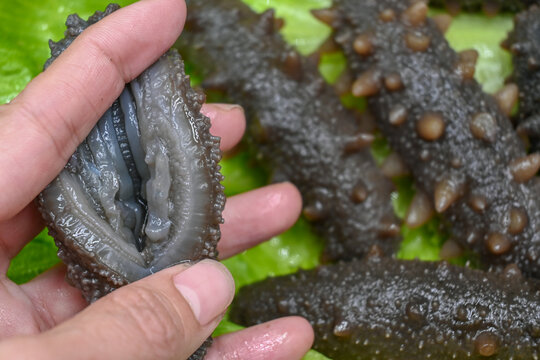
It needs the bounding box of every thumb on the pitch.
[2,259,235,360]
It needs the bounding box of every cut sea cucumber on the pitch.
[39,4,224,305]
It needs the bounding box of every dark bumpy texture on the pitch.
[504,6,540,151]
[177,0,400,261]
[39,5,224,307]
[320,0,540,276]
[231,257,540,359]
[429,0,540,14]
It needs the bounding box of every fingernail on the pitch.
[173,260,235,326]
[212,103,243,112]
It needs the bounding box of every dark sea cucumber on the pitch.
[428,0,539,15]
[230,256,540,359]
[39,5,224,306]
[503,5,540,151]
[315,0,540,277]
[177,0,401,261]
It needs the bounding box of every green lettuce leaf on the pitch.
[445,13,513,94]
[6,229,60,284]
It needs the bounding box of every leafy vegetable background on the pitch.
[0,1,512,359]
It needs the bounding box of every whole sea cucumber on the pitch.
[230,256,540,359]
[314,0,540,276]
[428,0,540,15]
[503,5,540,151]
[39,4,225,307]
[177,0,401,262]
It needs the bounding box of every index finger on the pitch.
[0,0,186,220]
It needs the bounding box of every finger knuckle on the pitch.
[109,286,186,356]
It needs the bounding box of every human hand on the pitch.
[0,0,314,359]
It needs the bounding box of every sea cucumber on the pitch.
[315,0,540,276]
[177,0,401,261]
[428,0,539,15]
[230,256,540,359]
[39,5,225,305]
[503,5,540,151]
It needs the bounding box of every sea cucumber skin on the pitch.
[428,0,539,13]
[230,257,540,359]
[504,6,540,151]
[178,0,400,261]
[39,5,225,306]
[325,0,540,277]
